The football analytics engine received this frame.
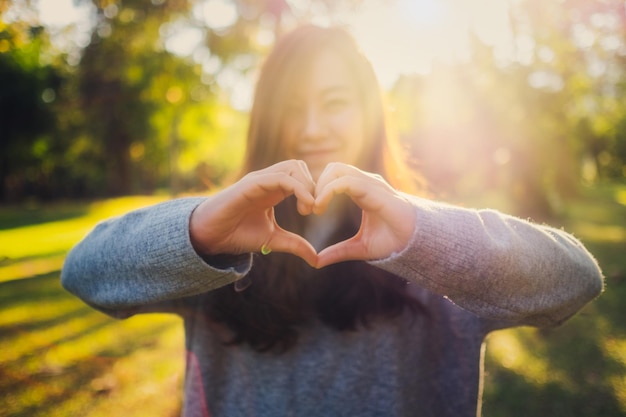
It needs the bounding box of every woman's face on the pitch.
[280,49,367,181]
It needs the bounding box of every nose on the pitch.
[301,107,327,141]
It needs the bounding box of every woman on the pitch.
[61,25,603,417]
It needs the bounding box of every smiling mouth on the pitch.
[298,148,340,159]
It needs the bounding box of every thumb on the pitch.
[316,238,366,269]
[266,228,319,268]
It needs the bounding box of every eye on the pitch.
[324,96,350,113]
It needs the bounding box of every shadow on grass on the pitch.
[0,271,74,305]
[0,203,89,230]
[0,271,183,417]
[484,297,625,417]
[484,279,626,417]
[484,364,623,417]
[0,305,96,336]
[1,354,115,417]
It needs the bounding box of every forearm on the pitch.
[371,196,604,327]
[61,197,252,314]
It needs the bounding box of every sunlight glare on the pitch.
[164,24,205,56]
[36,0,92,27]
[346,0,470,87]
[29,0,95,56]
[195,0,238,31]
[342,0,518,87]
[469,0,513,46]
[163,0,239,57]
[400,0,447,28]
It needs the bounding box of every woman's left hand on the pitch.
[313,163,416,269]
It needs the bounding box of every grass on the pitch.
[0,185,624,416]
[482,182,626,417]
[0,196,184,417]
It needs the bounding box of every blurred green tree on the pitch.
[76,0,190,195]
[1,0,624,202]
[66,0,358,196]
[0,11,61,201]
[389,0,626,219]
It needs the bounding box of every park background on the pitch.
[1,0,625,415]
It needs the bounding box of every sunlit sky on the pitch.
[28,0,516,106]
[337,0,513,86]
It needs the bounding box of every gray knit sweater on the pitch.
[61,196,603,417]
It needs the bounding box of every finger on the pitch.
[289,160,316,215]
[263,160,316,193]
[246,164,316,215]
[314,164,389,213]
[314,162,354,196]
[265,228,319,267]
[244,173,315,210]
[314,176,381,215]
[296,159,316,187]
[318,177,415,240]
[316,237,367,269]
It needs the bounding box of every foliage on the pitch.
[0,0,625,204]
[388,0,626,219]
[0,15,62,201]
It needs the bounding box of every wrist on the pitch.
[189,202,216,256]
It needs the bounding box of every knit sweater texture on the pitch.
[61,196,603,417]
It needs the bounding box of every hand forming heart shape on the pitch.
[189,160,416,269]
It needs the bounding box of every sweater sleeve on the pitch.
[370,195,604,329]
[61,197,252,317]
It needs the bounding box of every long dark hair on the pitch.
[206,25,425,352]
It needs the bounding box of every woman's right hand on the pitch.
[189,160,318,267]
